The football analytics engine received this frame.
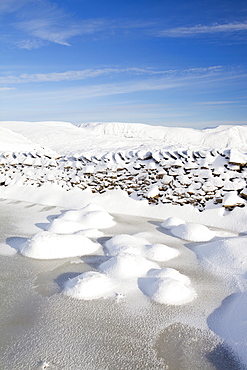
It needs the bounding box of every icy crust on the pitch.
[170,223,215,242]
[20,231,100,260]
[138,268,196,305]
[63,271,115,300]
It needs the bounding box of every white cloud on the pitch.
[197,100,245,105]
[158,22,247,37]
[0,87,16,92]
[0,0,31,14]
[0,66,223,84]
[15,39,45,50]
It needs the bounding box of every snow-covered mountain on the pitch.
[0,121,247,156]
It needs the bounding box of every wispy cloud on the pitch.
[158,21,247,37]
[15,1,83,46]
[0,87,16,91]
[0,0,31,14]
[0,66,223,84]
[197,100,246,105]
[11,0,150,49]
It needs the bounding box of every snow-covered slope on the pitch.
[0,125,49,153]
[1,121,247,156]
[79,122,247,150]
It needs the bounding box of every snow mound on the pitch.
[48,218,88,234]
[49,203,115,233]
[161,217,186,230]
[105,234,148,256]
[171,223,215,242]
[208,292,247,365]
[193,236,247,276]
[105,234,179,262]
[145,244,179,261]
[20,231,100,259]
[76,229,104,238]
[63,271,114,300]
[138,268,196,305]
[99,253,159,278]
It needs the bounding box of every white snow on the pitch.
[144,244,179,262]
[1,121,247,156]
[105,234,147,256]
[161,217,186,229]
[63,271,114,300]
[208,292,247,365]
[49,203,115,232]
[20,231,100,259]
[138,268,196,305]
[222,191,245,207]
[170,223,215,242]
[1,120,247,367]
[99,253,159,279]
[193,236,247,277]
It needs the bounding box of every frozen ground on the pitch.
[0,121,247,369]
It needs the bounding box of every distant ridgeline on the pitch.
[1,148,247,211]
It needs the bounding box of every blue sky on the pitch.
[0,0,247,128]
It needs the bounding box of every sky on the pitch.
[0,0,247,128]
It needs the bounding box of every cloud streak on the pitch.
[158,21,247,37]
[0,66,223,84]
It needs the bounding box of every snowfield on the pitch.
[0,120,247,369]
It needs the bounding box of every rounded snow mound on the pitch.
[138,268,196,305]
[63,271,114,300]
[105,234,147,256]
[99,253,159,278]
[161,217,186,230]
[20,231,100,259]
[48,218,88,234]
[193,237,247,275]
[48,203,115,233]
[171,223,215,242]
[145,244,179,262]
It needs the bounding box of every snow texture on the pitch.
[20,231,100,259]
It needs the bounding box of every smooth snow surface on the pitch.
[139,268,196,305]
[193,237,247,276]
[145,243,180,262]
[161,217,186,229]
[99,253,159,278]
[20,231,100,259]
[105,234,148,256]
[1,121,247,155]
[63,271,114,300]
[51,203,115,231]
[171,223,215,242]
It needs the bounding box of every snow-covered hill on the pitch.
[1,121,247,156]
